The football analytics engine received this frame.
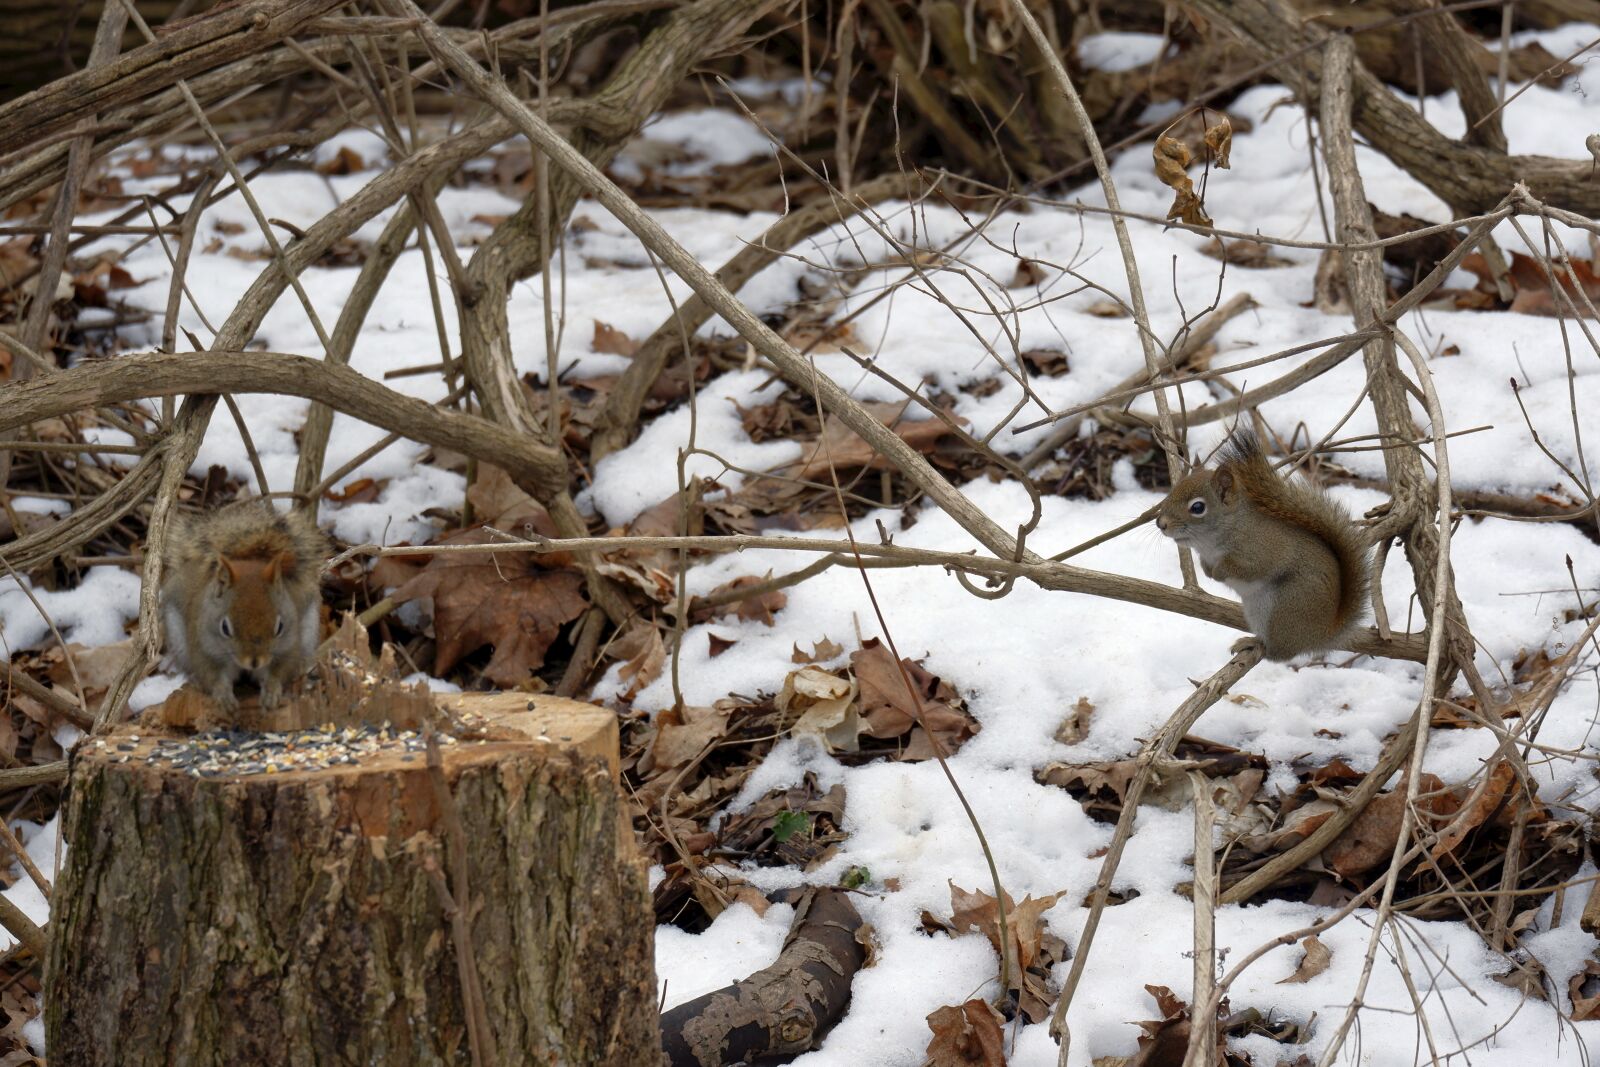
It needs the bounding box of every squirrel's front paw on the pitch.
[1229,635,1264,657]
[207,682,241,713]
[259,678,286,710]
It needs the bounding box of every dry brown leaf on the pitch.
[391,529,587,685]
[1325,773,1450,879]
[708,633,738,658]
[779,666,860,752]
[1309,758,1363,787]
[737,395,812,442]
[790,403,963,480]
[946,883,1066,1023]
[1128,984,1200,1067]
[1203,114,1232,169]
[1153,134,1211,229]
[0,239,38,288]
[612,619,666,701]
[48,640,134,697]
[1278,935,1331,984]
[1020,348,1070,377]
[1463,250,1600,317]
[781,319,857,353]
[591,319,639,356]
[1199,237,1293,270]
[702,574,787,625]
[924,999,1006,1066]
[1009,259,1047,289]
[1571,958,1600,1021]
[727,883,772,916]
[368,548,426,594]
[324,477,381,504]
[1430,759,1520,860]
[599,487,699,604]
[1036,759,1140,804]
[644,704,733,776]
[792,636,844,664]
[1053,696,1096,745]
[1234,797,1338,856]
[1153,132,1192,181]
[852,639,977,758]
[466,464,565,544]
[315,145,367,175]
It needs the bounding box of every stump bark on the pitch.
[45,693,661,1067]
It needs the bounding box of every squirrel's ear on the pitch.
[1214,468,1235,504]
[263,549,294,582]
[214,553,239,588]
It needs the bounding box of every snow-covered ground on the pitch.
[4,21,1600,1065]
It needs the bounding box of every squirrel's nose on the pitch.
[1154,515,1167,531]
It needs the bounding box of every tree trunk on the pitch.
[45,693,661,1067]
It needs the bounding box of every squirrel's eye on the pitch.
[219,617,233,638]
[1188,498,1207,516]
[274,617,284,637]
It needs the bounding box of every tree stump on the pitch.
[44,690,661,1067]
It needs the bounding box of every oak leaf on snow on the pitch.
[391,527,586,686]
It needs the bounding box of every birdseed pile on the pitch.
[96,723,469,777]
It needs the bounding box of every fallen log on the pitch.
[659,888,868,1066]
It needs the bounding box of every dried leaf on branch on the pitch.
[1154,135,1210,229]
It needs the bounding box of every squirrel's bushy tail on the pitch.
[166,500,326,580]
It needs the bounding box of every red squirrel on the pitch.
[1155,433,1370,660]
[161,501,327,710]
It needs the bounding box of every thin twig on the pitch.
[1049,646,1261,1061]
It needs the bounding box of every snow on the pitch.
[3,814,61,1054]
[586,369,803,526]
[611,109,774,181]
[655,899,795,1009]
[0,814,61,955]
[6,32,1600,1063]
[0,567,141,657]
[1077,32,1172,73]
